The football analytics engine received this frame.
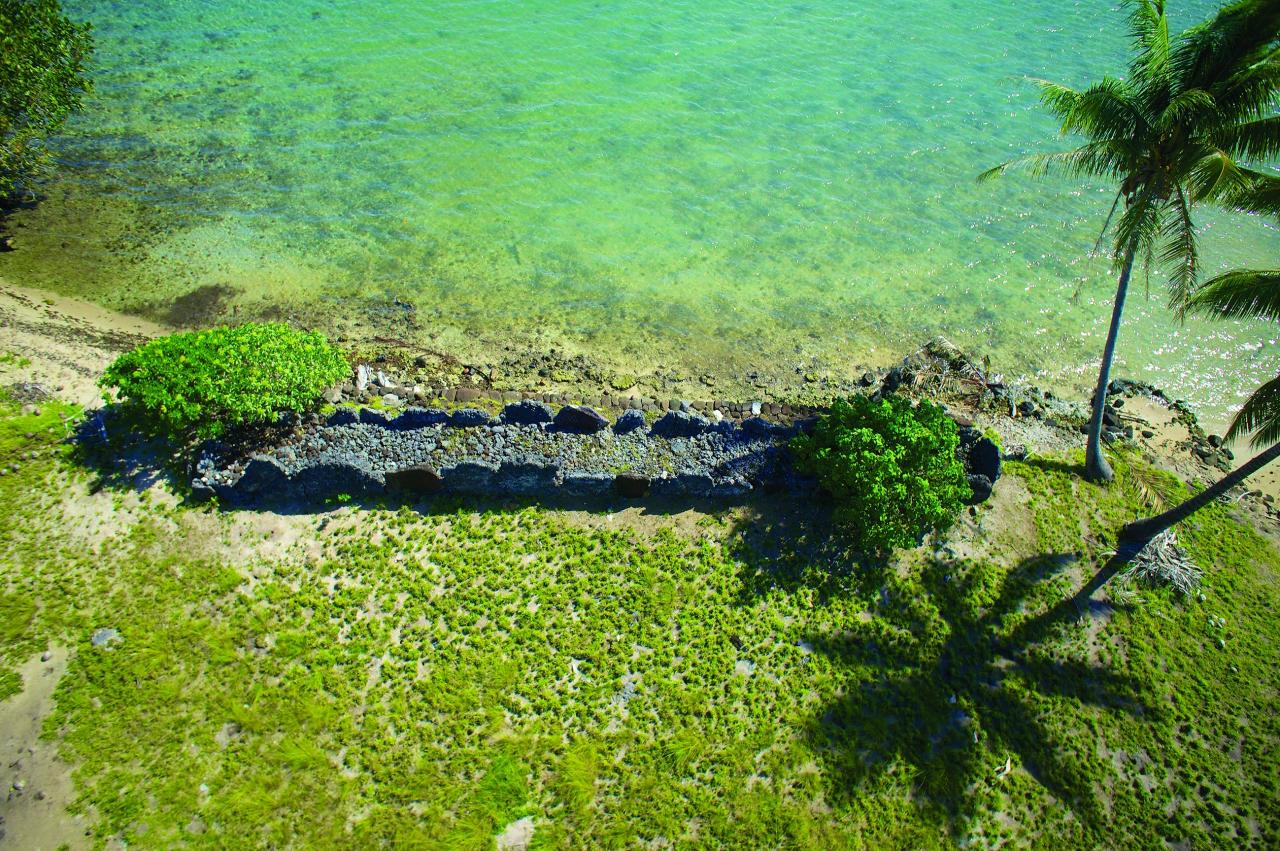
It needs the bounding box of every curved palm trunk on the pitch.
[1085,248,1137,482]
[1072,439,1280,609]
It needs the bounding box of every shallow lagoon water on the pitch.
[1,0,1276,423]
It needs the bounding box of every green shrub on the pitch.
[100,323,348,439]
[0,0,93,201]
[791,394,968,552]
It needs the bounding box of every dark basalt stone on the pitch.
[386,463,444,493]
[450,408,492,427]
[741,417,782,438]
[443,461,498,491]
[614,473,650,498]
[501,400,555,425]
[966,473,994,504]
[651,410,709,438]
[236,456,288,497]
[497,461,559,493]
[553,405,609,434]
[967,437,1001,483]
[652,472,714,498]
[613,409,647,434]
[561,472,613,497]
[292,461,382,498]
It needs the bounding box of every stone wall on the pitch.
[192,398,1001,508]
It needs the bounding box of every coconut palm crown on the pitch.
[980,0,1280,482]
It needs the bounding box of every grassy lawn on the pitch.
[1,393,1277,848]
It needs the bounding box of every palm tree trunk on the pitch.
[1122,440,1280,542]
[1085,248,1137,482]
[1072,439,1280,610]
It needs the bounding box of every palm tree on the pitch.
[1073,176,1280,605]
[980,0,1280,482]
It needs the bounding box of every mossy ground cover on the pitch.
[1,393,1277,848]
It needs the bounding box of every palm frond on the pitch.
[1208,169,1280,216]
[1161,187,1199,315]
[1113,190,1164,274]
[1171,0,1280,117]
[1028,78,1083,124]
[1215,115,1280,164]
[1054,77,1146,140]
[1187,268,1280,322]
[1185,148,1253,203]
[1227,372,1280,448]
[1128,0,1171,86]
[977,143,1125,184]
[1157,87,1218,130]
[1116,457,1180,511]
[1212,45,1280,124]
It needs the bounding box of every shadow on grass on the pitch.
[1017,456,1088,478]
[728,502,1149,837]
[814,557,1145,826]
[68,407,299,498]
[68,408,179,494]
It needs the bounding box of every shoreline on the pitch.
[1,277,1272,505]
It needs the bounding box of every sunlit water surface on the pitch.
[2,0,1276,423]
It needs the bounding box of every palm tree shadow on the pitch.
[803,553,1151,836]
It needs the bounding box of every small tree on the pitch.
[791,395,969,553]
[0,0,93,202]
[100,323,349,440]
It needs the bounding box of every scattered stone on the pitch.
[501,400,554,425]
[322,386,343,404]
[553,405,609,434]
[613,409,646,434]
[651,410,710,438]
[90,627,121,648]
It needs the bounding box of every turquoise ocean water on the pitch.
[2,0,1275,421]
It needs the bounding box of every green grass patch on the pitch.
[0,398,1277,847]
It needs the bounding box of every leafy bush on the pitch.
[791,394,968,552]
[0,0,93,201]
[101,323,348,439]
